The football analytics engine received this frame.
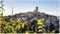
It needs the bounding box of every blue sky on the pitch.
[1,0,59,16]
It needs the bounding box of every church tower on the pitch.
[34,7,39,12]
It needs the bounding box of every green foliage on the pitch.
[1,17,56,33]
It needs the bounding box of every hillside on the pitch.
[1,7,59,33]
[4,7,58,22]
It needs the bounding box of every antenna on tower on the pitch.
[11,7,13,15]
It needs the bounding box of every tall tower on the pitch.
[34,7,39,12]
[0,0,4,17]
[36,7,38,11]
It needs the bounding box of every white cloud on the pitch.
[3,7,12,16]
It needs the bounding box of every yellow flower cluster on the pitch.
[1,17,56,33]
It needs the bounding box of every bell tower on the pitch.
[36,7,38,11]
[34,7,39,12]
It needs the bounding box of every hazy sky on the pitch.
[1,0,60,16]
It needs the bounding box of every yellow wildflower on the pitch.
[38,29,43,32]
[38,26,43,29]
[25,31,29,34]
[22,23,25,28]
[37,19,43,24]
[42,18,45,21]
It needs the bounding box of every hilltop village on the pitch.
[5,7,57,22]
[1,7,59,33]
[6,7,58,22]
